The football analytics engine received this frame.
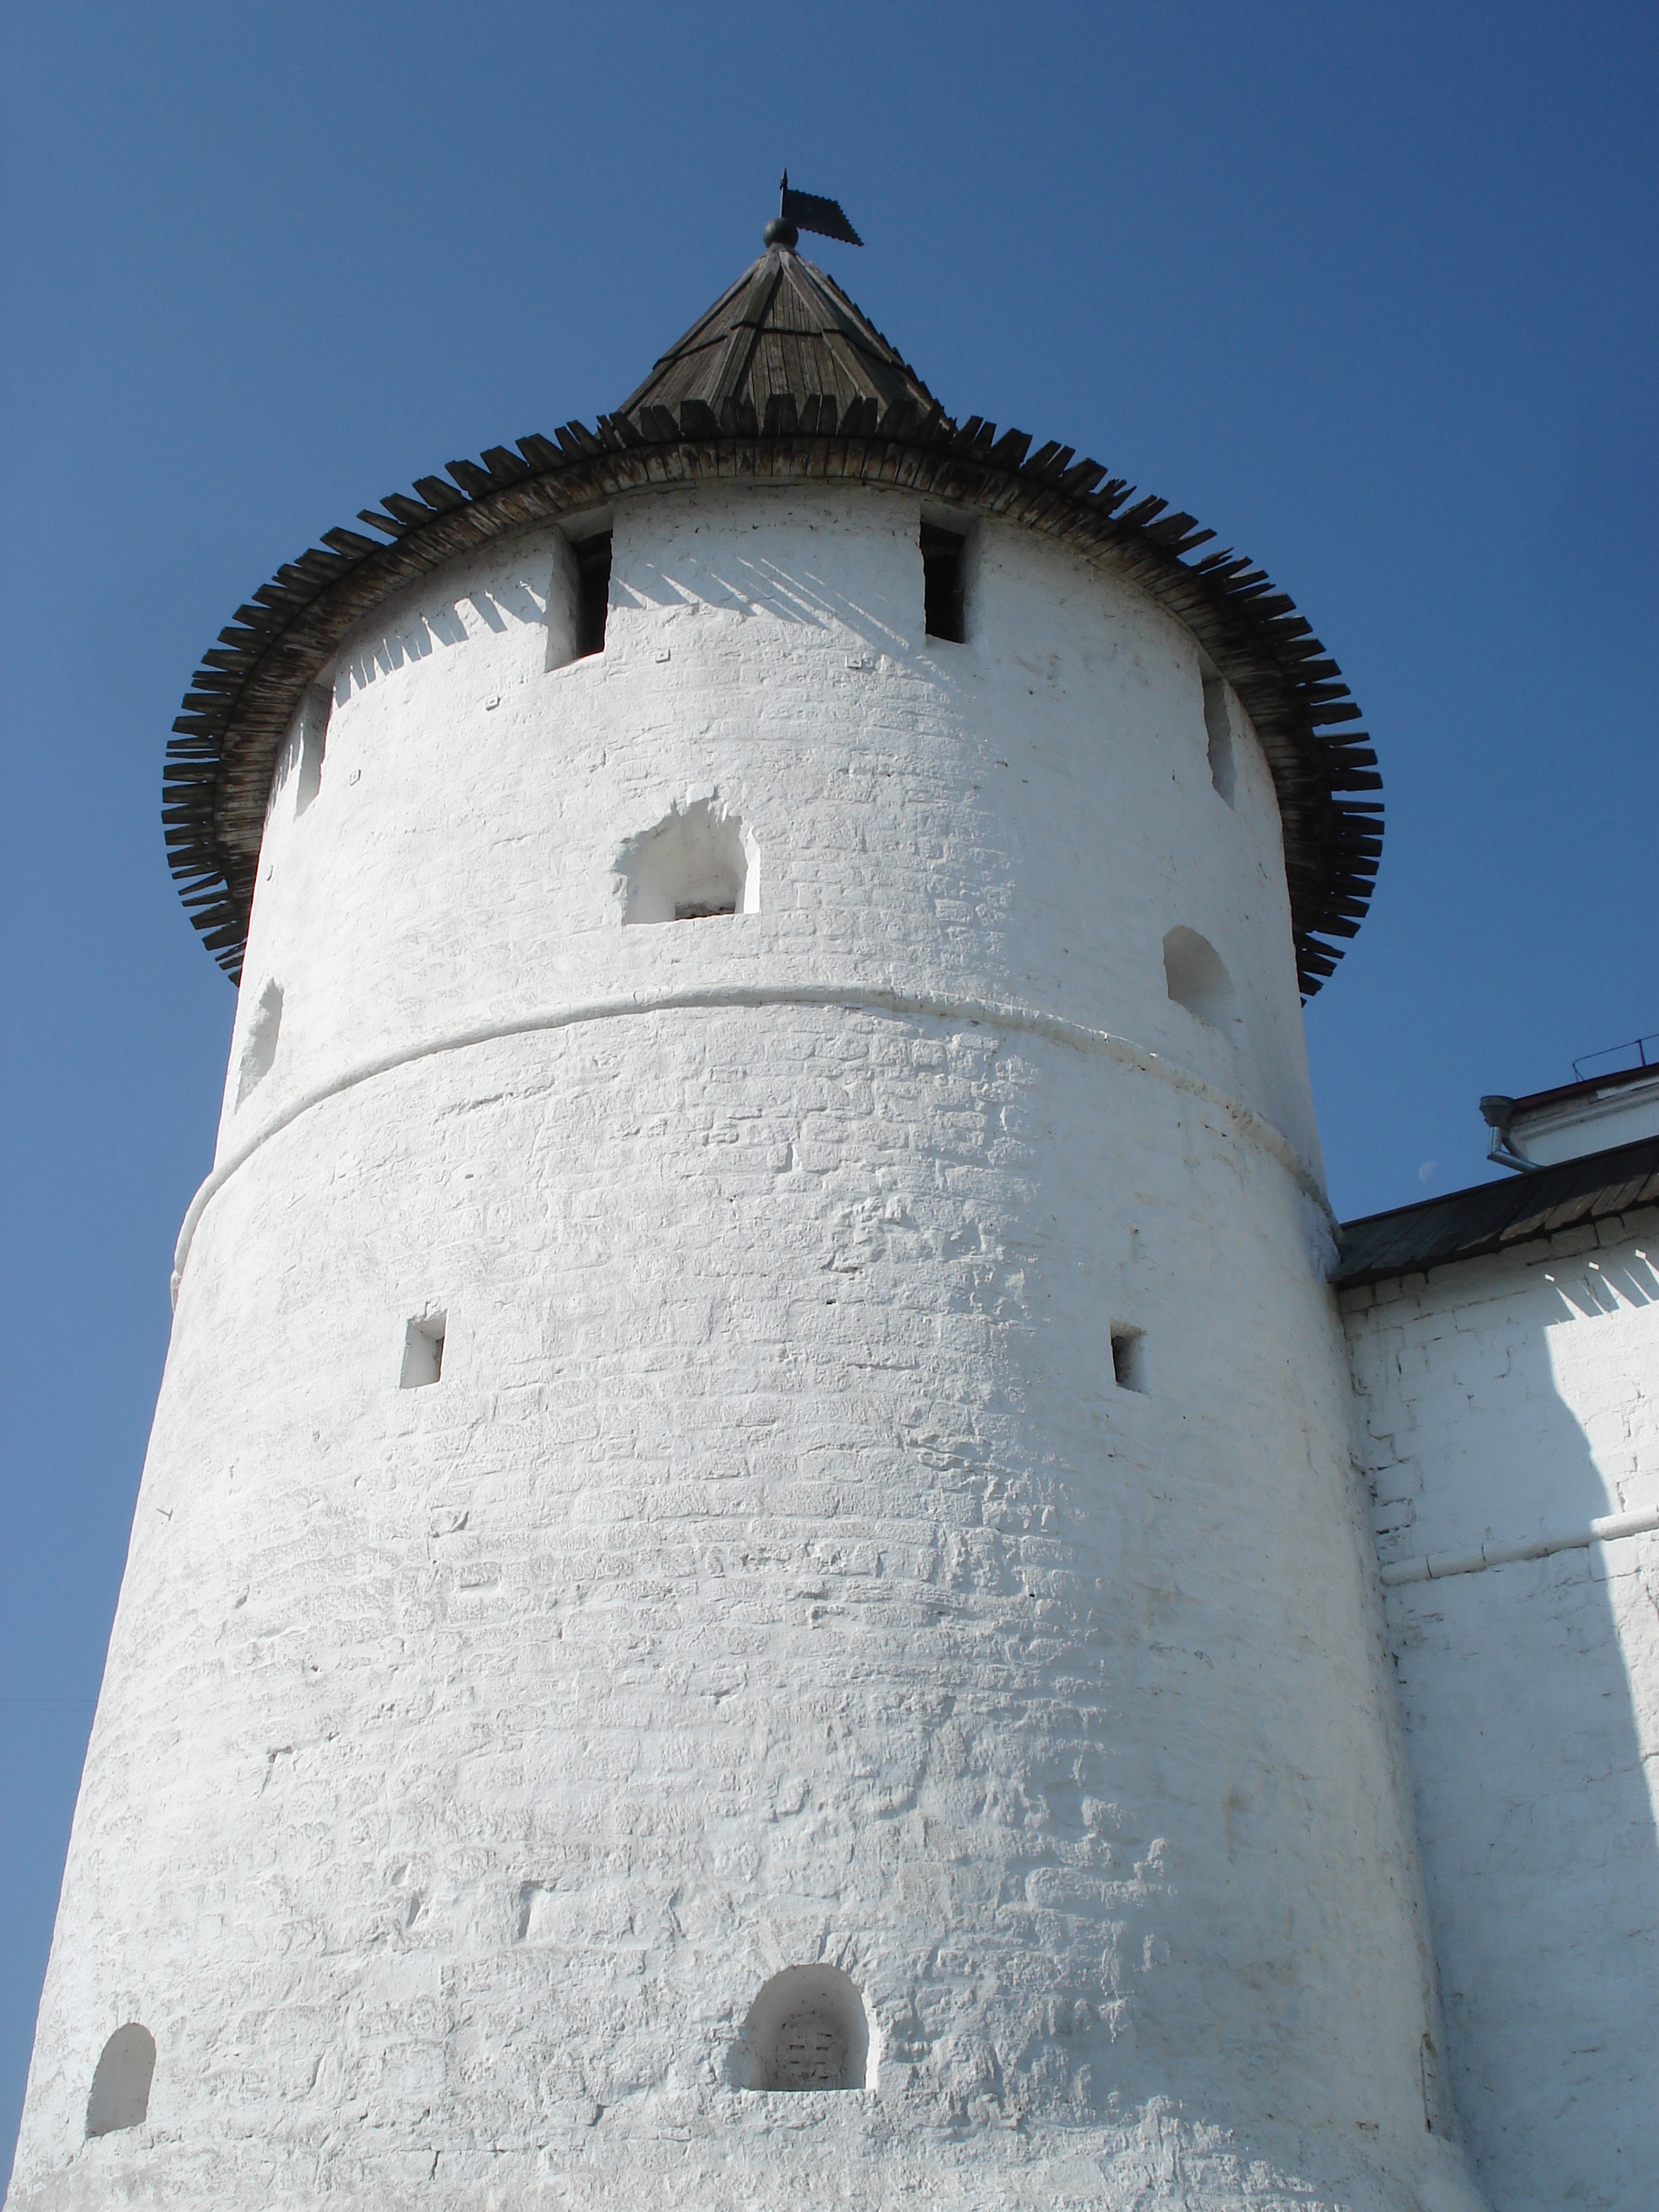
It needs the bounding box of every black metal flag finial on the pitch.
[764,169,862,251]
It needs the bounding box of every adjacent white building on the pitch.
[8,218,1651,2212]
[1338,1070,1659,2212]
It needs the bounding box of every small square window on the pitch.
[1111,1325,1147,1393]
[401,1313,445,1389]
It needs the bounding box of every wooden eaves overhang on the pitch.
[164,247,1382,994]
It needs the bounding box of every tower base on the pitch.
[5,2100,1491,2212]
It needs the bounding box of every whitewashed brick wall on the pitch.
[1343,1211,1659,2212]
[11,488,1485,2212]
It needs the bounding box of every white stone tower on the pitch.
[9,210,1491,2210]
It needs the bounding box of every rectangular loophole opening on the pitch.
[1111,1325,1147,1393]
[573,532,612,658]
[921,522,966,643]
[295,683,331,815]
[401,1314,445,1389]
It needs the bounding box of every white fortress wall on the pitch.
[1342,1210,1659,2212]
[12,487,1473,2210]
[218,489,1323,1178]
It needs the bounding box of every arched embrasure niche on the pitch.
[735,1964,873,2092]
[86,2023,155,2139]
[618,799,758,925]
[1163,926,1239,1034]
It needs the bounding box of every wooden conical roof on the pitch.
[620,247,939,429]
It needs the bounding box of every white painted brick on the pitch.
[11,486,1480,2212]
[1369,1461,1422,1509]
[1347,1212,1659,2212]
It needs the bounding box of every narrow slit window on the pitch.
[401,1313,445,1389]
[1111,1325,1147,1393]
[921,522,966,643]
[295,683,331,815]
[573,532,613,659]
[1202,676,1236,806]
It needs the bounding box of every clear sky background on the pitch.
[2,0,1654,2177]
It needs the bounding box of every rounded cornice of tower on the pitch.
[163,249,1382,997]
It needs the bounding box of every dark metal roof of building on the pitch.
[163,244,1382,991]
[1333,1136,1659,1290]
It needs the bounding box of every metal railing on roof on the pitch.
[1572,1033,1659,1081]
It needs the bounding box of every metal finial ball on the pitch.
[763,216,798,249]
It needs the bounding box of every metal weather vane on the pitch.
[763,170,862,251]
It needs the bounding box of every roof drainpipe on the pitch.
[1480,1093,1539,1173]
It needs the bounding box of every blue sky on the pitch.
[2,0,1654,2176]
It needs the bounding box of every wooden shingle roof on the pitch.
[163,247,1383,992]
[620,247,939,425]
